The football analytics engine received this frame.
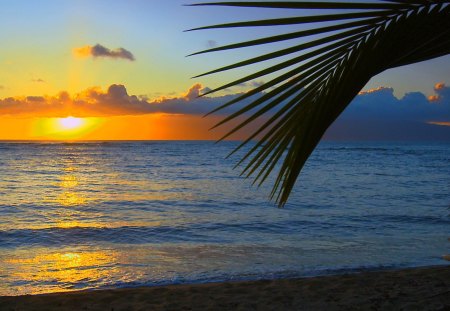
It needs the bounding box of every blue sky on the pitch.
[2,0,449,95]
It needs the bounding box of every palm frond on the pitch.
[189,1,450,206]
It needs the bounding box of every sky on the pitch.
[0,0,449,141]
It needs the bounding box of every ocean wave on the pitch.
[1,141,449,295]
[1,216,424,248]
[0,225,216,247]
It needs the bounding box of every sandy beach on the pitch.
[1,265,448,311]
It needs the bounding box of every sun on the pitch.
[58,117,84,130]
[32,117,102,140]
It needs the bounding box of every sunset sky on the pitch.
[1,0,449,141]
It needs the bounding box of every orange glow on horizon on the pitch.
[31,117,103,140]
[0,114,250,141]
[428,121,450,127]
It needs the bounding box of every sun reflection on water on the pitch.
[56,192,88,206]
[43,158,92,206]
[64,166,76,172]
[1,143,214,295]
[5,250,118,294]
[58,175,79,188]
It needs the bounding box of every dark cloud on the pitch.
[250,80,265,88]
[324,83,450,141]
[339,83,450,123]
[74,44,135,61]
[206,40,217,48]
[201,87,212,94]
[26,96,45,102]
[237,80,265,88]
[31,78,45,83]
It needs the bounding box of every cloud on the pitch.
[31,78,45,83]
[0,83,255,117]
[206,40,217,48]
[358,86,391,95]
[237,80,265,88]
[74,44,135,61]
[428,121,450,127]
[182,83,203,100]
[0,85,4,90]
[325,82,450,140]
[339,83,450,122]
[0,82,448,140]
[430,82,450,103]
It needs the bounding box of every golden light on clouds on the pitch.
[434,82,445,90]
[428,95,440,102]
[427,121,450,127]
[358,86,391,95]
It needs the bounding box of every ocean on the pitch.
[0,141,448,296]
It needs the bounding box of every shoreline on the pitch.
[1,265,448,310]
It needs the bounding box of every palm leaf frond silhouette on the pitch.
[188,1,450,206]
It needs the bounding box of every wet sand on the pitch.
[1,265,449,311]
